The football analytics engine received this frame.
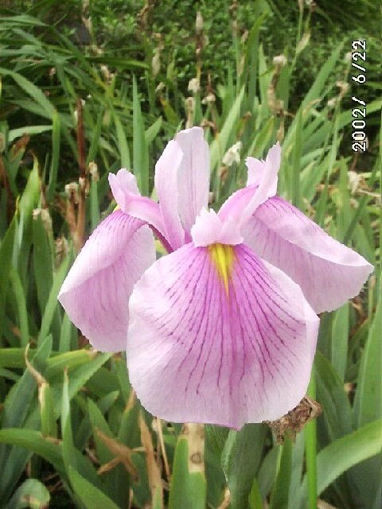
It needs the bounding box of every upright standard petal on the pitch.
[218,142,280,227]
[127,242,319,429]
[58,210,155,352]
[243,196,374,313]
[155,127,210,249]
[154,140,185,250]
[174,127,210,231]
[246,152,278,197]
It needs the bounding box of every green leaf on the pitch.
[46,349,98,377]
[113,109,131,169]
[32,212,53,315]
[298,419,382,507]
[210,86,245,178]
[205,425,229,457]
[6,478,50,509]
[257,446,279,501]
[87,399,114,465]
[269,439,292,509]
[301,43,343,107]
[68,466,120,509]
[315,352,353,440]
[304,374,318,509]
[0,428,65,478]
[8,125,52,143]
[0,337,52,499]
[67,352,112,400]
[290,107,303,207]
[0,68,55,119]
[248,477,264,509]
[46,111,61,202]
[0,337,52,430]
[331,304,349,382]
[221,424,266,509]
[288,433,305,508]
[58,314,75,352]
[89,177,100,231]
[61,371,100,491]
[353,283,382,427]
[349,285,382,508]
[38,257,70,344]
[15,157,40,282]
[39,382,57,438]
[133,76,149,195]
[0,348,24,368]
[9,267,29,346]
[145,117,162,145]
[169,424,207,509]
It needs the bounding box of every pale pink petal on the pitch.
[243,196,374,313]
[108,169,139,208]
[154,140,185,250]
[154,127,210,248]
[127,242,319,428]
[174,127,210,231]
[58,210,155,352]
[218,142,280,226]
[108,170,167,245]
[191,208,243,247]
[246,157,264,186]
[246,154,278,197]
[218,185,257,224]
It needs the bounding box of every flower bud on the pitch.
[65,182,79,203]
[195,11,203,34]
[273,54,287,68]
[33,208,53,234]
[202,92,216,105]
[188,77,200,95]
[152,49,161,77]
[89,161,99,182]
[222,141,242,166]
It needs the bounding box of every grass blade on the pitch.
[133,76,149,195]
[298,419,382,507]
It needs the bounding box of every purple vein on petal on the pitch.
[237,252,299,370]
[127,241,319,427]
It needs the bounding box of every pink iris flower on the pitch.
[58,127,373,429]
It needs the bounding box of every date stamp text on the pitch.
[351,40,367,152]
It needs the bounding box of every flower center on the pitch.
[208,243,235,294]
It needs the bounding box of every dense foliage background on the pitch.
[0,0,380,508]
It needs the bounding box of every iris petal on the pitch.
[243,196,374,313]
[154,127,210,249]
[219,142,281,226]
[108,169,167,244]
[174,127,210,232]
[127,242,319,428]
[59,210,155,351]
[154,140,186,249]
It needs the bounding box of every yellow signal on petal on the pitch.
[208,243,235,295]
